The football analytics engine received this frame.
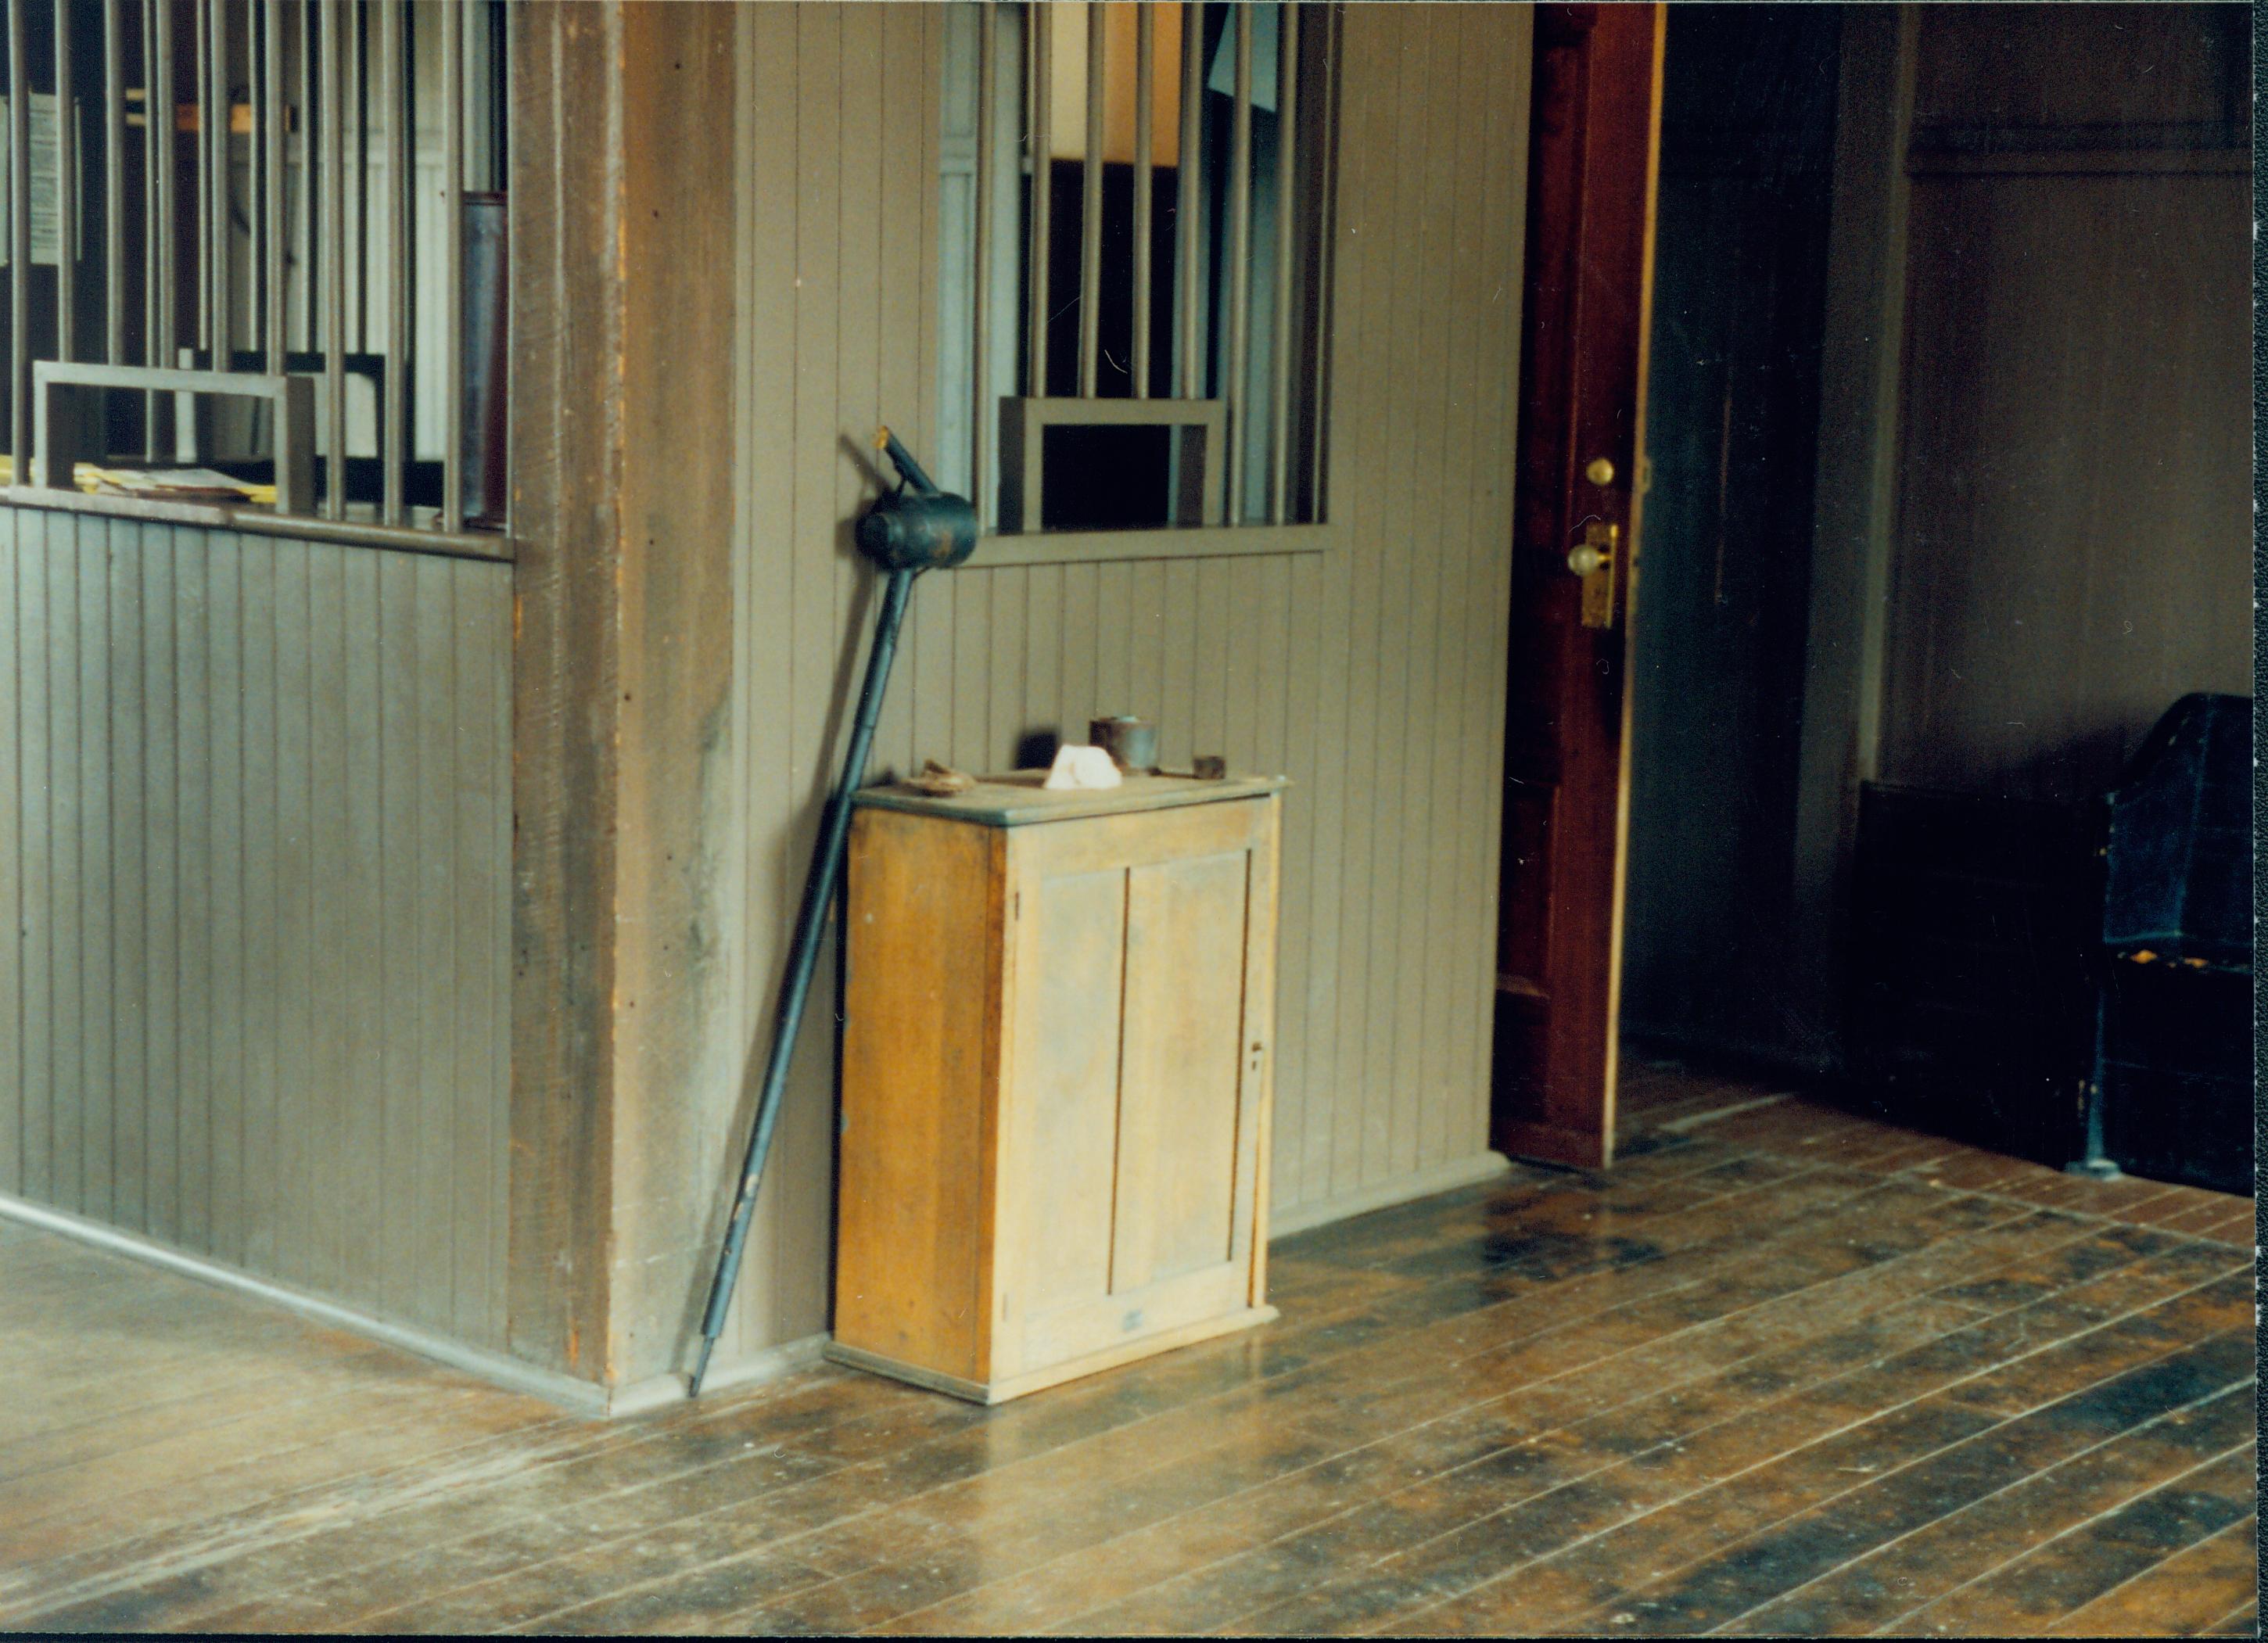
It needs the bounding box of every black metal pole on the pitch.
[689,565,920,1394]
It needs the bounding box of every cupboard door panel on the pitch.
[1113,850,1254,1293]
[1005,865,1128,1329]
[837,809,1002,1379]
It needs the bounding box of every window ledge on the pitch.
[969,521,1337,568]
[0,483,515,564]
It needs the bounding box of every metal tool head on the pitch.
[856,428,978,572]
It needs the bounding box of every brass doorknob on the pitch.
[1566,542,1611,576]
[1584,457,1616,486]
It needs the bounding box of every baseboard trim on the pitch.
[1266,1150,1515,1239]
[0,1192,824,1418]
[680,1331,831,1402]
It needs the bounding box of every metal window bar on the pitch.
[1223,7,1251,521]
[104,0,124,365]
[299,0,313,348]
[1175,0,1201,400]
[3,0,504,538]
[970,0,995,529]
[9,0,29,471]
[1306,2,1337,520]
[963,1,1329,532]
[1268,1,1297,524]
[145,0,173,451]
[204,0,225,368]
[51,0,71,362]
[350,0,364,352]
[440,0,462,530]
[264,0,285,372]
[319,0,343,516]
[1131,2,1153,400]
[249,0,264,354]
[1025,1,1050,397]
[1076,4,1102,396]
[380,0,403,524]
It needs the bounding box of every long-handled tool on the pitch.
[687,429,976,1396]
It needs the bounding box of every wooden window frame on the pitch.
[943,2,1340,568]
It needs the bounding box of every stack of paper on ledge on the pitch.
[81,466,278,505]
[0,455,277,505]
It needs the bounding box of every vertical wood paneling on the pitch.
[141,533,178,1239]
[1,515,512,1353]
[708,1,1533,1377]
[81,518,118,1215]
[174,536,211,1250]
[206,538,243,1257]
[1880,167,2249,802]
[1324,6,1397,1198]
[46,518,84,1214]
[239,538,278,1273]
[1394,11,1460,1180]
[106,526,146,1231]
[412,557,455,1336]
[377,552,422,1322]
[762,1,846,1360]
[0,511,18,1196]
[272,543,315,1287]
[340,553,383,1311]
[735,0,801,1367]
[21,521,46,1207]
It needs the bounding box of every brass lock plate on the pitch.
[1574,520,1618,629]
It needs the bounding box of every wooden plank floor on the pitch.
[2,1058,2254,1636]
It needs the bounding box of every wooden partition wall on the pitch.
[0,508,513,1352]
[2,2,1538,1408]
[643,1,1538,1387]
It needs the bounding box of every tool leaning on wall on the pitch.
[686,429,978,1397]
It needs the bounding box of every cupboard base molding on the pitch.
[825,1305,1281,1406]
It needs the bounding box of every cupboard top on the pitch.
[853,770,1287,827]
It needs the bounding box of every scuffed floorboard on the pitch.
[1,1060,2253,1637]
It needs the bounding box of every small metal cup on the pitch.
[1089,715,1159,775]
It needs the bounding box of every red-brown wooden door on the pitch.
[1493,3,1665,1171]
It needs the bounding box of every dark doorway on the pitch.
[1619,5,1842,1073]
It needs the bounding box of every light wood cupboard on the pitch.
[827,773,1283,1404]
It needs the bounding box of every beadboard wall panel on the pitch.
[0,511,513,1351]
[680,2,1531,1381]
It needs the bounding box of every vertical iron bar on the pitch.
[299,0,312,348]
[1175,0,1200,398]
[206,0,226,365]
[350,0,364,350]
[53,0,74,363]
[248,0,262,355]
[105,0,124,365]
[379,0,400,522]
[192,0,210,357]
[148,0,174,446]
[971,0,994,529]
[1268,1,1297,523]
[1308,3,1336,517]
[440,0,462,529]
[1076,2,1101,396]
[1131,2,1152,400]
[320,0,342,515]
[1225,5,1251,520]
[9,0,29,471]
[264,0,285,375]
[1025,1,1049,396]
